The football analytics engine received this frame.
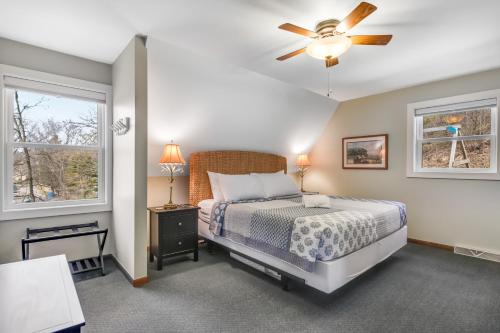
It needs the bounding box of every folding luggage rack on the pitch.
[21,221,108,276]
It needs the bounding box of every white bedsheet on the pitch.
[198,199,216,224]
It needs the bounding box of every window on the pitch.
[1,65,112,219]
[407,89,500,180]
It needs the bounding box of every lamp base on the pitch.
[163,203,179,210]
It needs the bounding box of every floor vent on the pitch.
[454,246,500,263]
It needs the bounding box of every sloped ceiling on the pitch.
[1,1,500,100]
[147,38,338,176]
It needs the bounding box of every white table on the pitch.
[0,255,85,333]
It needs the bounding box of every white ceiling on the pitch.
[2,0,500,100]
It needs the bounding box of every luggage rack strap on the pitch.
[23,221,105,243]
[27,221,99,237]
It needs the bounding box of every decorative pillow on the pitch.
[303,194,331,208]
[218,174,266,201]
[252,172,299,198]
[207,171,225,202]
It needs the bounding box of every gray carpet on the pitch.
[75,243,500,333]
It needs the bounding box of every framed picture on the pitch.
[342,134,388,169]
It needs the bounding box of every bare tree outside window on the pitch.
[420,108,492,169]
[11,89,100,204]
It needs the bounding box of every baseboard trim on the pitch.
[106,254,149,287]
[407,238,453,251]
[132,276,150,287]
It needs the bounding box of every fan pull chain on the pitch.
[327,69,333,98]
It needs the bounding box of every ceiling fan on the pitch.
[276,2,392,68]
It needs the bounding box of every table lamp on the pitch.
[296,154,311,192]
[159,143,186,209]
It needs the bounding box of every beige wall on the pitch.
[0,38,114,264]
[0,212,113,264]
[147,176,189,208]
[0,37,111,85]
[147,173,300,208]
[308,67,500,253]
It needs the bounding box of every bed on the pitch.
[190,151,407,294]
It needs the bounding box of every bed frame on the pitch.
[189,150,407,293]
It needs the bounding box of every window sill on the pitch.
[406,170,500,181]
[0,202,112,221]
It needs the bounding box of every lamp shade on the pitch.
[160,143,186,165]
[296,154,311,167]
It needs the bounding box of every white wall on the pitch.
[134,37,148,280]
[112,36,148,280]
[309,67,500,254]
[147,38,339,177]
[0,37,114,264]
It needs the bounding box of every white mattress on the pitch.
[199,219,407,294]
[198,199,215,224]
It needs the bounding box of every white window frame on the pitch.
[407,89,500,180]
[0,64,113,220]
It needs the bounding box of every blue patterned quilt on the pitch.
[208,195,406,272]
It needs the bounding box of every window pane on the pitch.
[10,89,99,146]
[422,141,452,168]
[421,139,491,169]
[13,147,98,203]
[453,140,491,168]
[422,108,491,139]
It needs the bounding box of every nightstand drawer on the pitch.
[164,234,196,254]
[160,212,196,236]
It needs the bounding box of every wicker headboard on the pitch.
[189,151,287,206]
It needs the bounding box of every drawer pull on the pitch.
[178,222,182,226]
[178,241,182,246]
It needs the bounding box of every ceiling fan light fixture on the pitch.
[335,22,348,34]
[306,35,352,60]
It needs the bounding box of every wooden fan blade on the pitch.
[276,47,306,61]
[350,35,392,45]
[279,23,318,38]
[336,2,377,33]
[325,57,339,68]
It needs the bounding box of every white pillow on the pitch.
[303,194,331,208]
[207,171,225,202]
[252,172,299,198]
[218,174,266,201]
[251,170,285,176]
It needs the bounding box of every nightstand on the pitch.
[148,205,199,270]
